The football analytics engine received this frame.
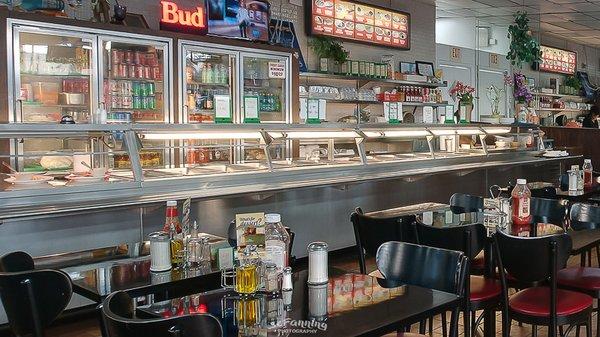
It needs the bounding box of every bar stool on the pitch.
[494,231,593,337]
[0,251,73,337]
[102,291,223,337]
[376,241,468,337]
[415,222,501,337]
[350,207,416,274]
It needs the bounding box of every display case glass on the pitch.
[100,37,170,123]
[12,26,95,123]
[241,53,289,123]
[181,44,237,124]
[0,127,137,194]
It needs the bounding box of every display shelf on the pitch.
[187,81,229,87]
[108,77,163,83]
[300,72,447,88]
[534,108,588,113]
[531,92,585,100]
[22,103,89,108]
[298,97,447,107]
[21,72,90,78]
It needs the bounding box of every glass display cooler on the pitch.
[178,41,292,125]
[7,19,173,124]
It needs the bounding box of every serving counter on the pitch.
[541,126,600,166]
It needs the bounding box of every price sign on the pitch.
[214,95,232,123]
[268,61,286,78]
[244,96,260,123]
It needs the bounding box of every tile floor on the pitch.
[1,251,597,337]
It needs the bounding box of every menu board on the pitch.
[309,0,410,49]
[539,46,577,75]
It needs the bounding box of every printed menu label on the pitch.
[268,61,286,79]
[244,96,259,122]
[214,95,232,120]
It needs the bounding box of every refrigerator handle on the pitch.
[183,105,189,122]
[16,99,23,121]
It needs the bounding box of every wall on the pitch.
[436,17,510,56]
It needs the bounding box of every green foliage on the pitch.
[565,76,582,91]
[308,36,349,64]
[507,12,542,68]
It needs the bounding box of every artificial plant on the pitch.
[308,36,349,64]
[564,75,582,91]
[507,12,542,68]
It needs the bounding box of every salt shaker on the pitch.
[149,231,171,272]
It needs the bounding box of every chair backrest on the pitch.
[530,197,567,227]
[559,174,569,191]
[530,186,557,199]
[449,193,484,214]
[351,208,416,274]
[0,251,35,272]
[103,291,223,337]
[494,230,571,283]
[570,203,600,230]
[376,241,468,296]
[0,269,72,336]
[415,222,487,261]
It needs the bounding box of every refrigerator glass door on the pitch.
[99,37,170,123]
[181,44,237,124]
[12,26,96,123]
[240,53,290,123]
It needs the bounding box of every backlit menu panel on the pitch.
[309,0,410,49]
[539,45,576,75]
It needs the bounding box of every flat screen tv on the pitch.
[207,0,270,41]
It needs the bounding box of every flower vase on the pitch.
[458,101,473,123]
[515,102,525,119]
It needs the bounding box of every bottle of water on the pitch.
[264,213,290,271]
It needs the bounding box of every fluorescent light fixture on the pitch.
[267,131,360,139]
[384,130,431,138]
[142,132,263,140]
[362,131,384,138]
[483,127,511,135]
[430,128,483,136]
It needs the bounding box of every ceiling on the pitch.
[436,0,600,47]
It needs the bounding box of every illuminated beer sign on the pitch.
[159,1,208,35]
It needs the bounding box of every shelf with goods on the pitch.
[300,72,448,88]
[297,96,448,107]
[531,92,585,101]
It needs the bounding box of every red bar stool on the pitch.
[415,222,501,337]
[494,230,593,337]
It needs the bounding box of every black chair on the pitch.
[102,291,223,337]
[494,231,593,337]
[0,251,73,337]
[350,207,416,274]
[530,186,558,199]
[449,193,484,214]
[559,174,569,192]
[415,223,501,337]
[529,197,568,236]
[569,203,600,267]
[376,241,468,337]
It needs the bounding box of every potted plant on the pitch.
[513,72,532,120]
[309,36,349,74]
[507,12,542,68]
[486,84,505,123]
[563,76,582,95]
[449,81,475,123]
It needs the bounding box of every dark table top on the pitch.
[137,270,461,337]
[65,257,222,302]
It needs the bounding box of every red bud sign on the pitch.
[160,1,208,35]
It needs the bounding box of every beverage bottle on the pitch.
[511,179,532,225]
[264,213,291,271]
[20,0,64,10]
[583,159,594,188]
[572,165,584,191]
[169,222,184,267]
[164,200,182,233]
[206,63,213,84]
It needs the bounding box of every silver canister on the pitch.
[148,231,171,272]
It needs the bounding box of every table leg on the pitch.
[97,303,109,337]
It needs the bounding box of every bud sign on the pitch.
[159,1,208,35]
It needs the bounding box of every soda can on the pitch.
[143,66,151,79]
[133,51,142,65]
[133,96,142,109]
[110,94,120,109]
[140,96,148,110]
[62,79,72,93]
[148,96,156,110]
[108,80,118,93]
[123,81,132,96]
[131,82,139,96]
[122,95,132,108]
[127,64,136,79]
[125,51,133,65]
[111,65,120,78]
[111,49,120,63]
[145,52,157,66]
[147,82,155,96]
[118,64,128,78]
[136,65,144,79]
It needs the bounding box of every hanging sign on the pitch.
[450,47,461,62]
[159,1,208,35]
[308,0,410,49]
[539,45,576,75]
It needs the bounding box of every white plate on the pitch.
[64,175,105,183]
[4,175,54,185]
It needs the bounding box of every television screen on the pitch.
[207,0,270,41]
